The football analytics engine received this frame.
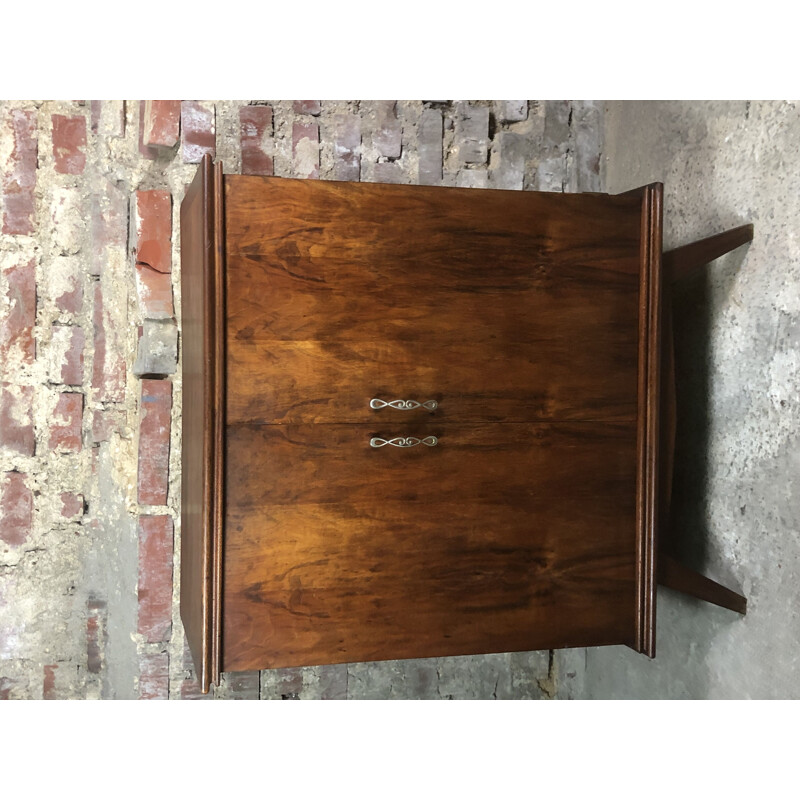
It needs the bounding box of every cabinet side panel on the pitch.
[179,155,217,692]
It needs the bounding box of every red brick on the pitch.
[90,100,125,137]
[373,161,405,184]
[293,121,319,180]
[273,667,304,698]
[0,677,18,700]
[49,186,82,254]
[0,471,33,546]
[52,114,86,175]
[373,101,402,160]
[91,178,128,276]
[135,190,172,273]
[50,324,84,385]
[181,676,206,700]
[240,106,274,176]
[139,651,170,699]
[1,109,37,235]
[180,636,209,700]
[137,515,174,643]
[55,272,83,314]
[49,392,83,452]
[0,257,36,368]
[134,190,173,319]
[332,114,361,181]
[91,405,125,444]
[62,326,85,384]
[0,384,34,456]
[87,597,106,674]
[137,379,172,505]
[134,266,173,319]
[180,676,206,700]
[293,100,321,116]
[143,101,181,148]
[92,281,125,403]
[181,101,215,164]
[43,664,58,700]
[60,491,84,520]
[90,101,101,134]
[138,101,158,160]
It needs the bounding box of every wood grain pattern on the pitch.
[217,175,664,675]
[173,171,668,682]
[223,422,638,670]
[227,338,640,424]
[634,183,662,658]
[211,159,225,686]
[179,154,224,693]
[224,176,643,274]
[224,176,643,426]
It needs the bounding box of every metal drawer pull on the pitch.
[370,436,438,448]
[370,398,438,411]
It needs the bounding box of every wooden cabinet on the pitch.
[180,155,743,694]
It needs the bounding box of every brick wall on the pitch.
[0,100,602,699]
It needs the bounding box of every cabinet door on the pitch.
[220,176,659,673]
[222,422,638,671]
[224,176,643,425]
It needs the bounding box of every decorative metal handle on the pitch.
[370,436,438,448]
[370,398,438,411]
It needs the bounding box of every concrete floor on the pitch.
[556,101,800,699]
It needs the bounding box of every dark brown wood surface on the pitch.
[663,224,754,283]
[219,176,661,673]
[658,554,747,614]
[225,176,643,425]
[634,183,662,657]
[179,155,224,692]
[656,221,752,617]
[223,422,638,670]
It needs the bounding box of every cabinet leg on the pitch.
[658,553,747,614]
[663,224,754,283]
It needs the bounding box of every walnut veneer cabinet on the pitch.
[180,154,750,693]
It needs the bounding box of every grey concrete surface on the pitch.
[556,101,800,699]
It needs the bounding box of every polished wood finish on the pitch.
[179,154,224,693]
[656,222,753,617]
[224,422,639,669]
[663,224,754,283]
[658,554,747,614]
[218,174,662,677]
[181,163,670,691]
[659,281,677,533]
[224,177,644,426]
[635,183,662,657]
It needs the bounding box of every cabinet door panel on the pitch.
[224,175,641,275]
[224,176,642,425]
[227,338,639,425]
[226,252,638,345]
[222,422,638,670]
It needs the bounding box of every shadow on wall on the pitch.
[668,245,750,591]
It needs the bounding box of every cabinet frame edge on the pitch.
[179,154,225,694]
[634,182,663,658]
